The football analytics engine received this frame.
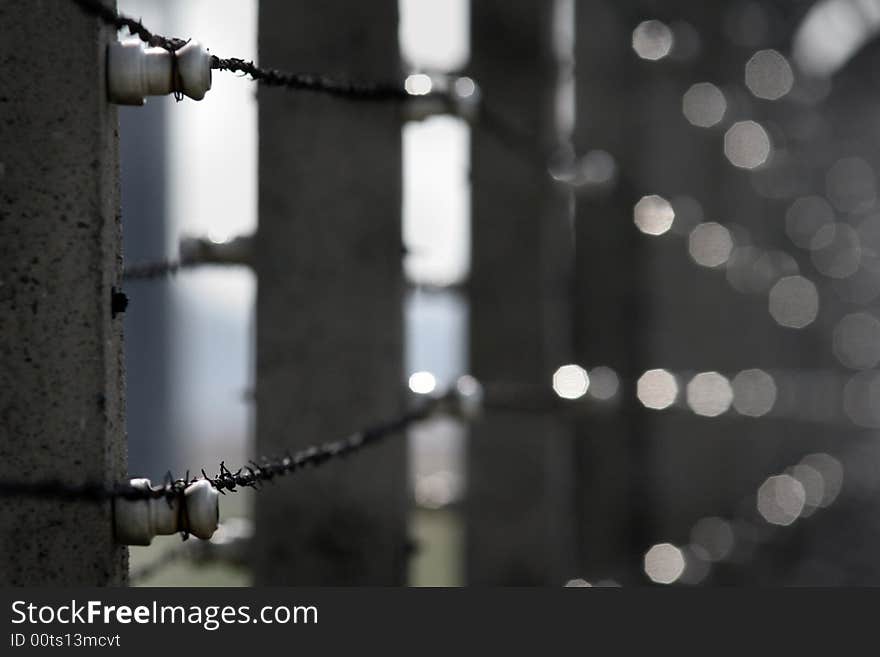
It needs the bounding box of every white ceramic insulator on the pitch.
[107,40,213,105]
[114,479,220,546]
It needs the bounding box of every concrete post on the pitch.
[571,0,653,583]
[0,0,127,584]
[120,97,172,482]
[466,0,578,585]
[254,0,406,584]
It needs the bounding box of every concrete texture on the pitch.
[0,0,127,584]
[254,0,407,584]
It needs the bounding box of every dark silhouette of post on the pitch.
[253,0,407,584]
[0,0,127,584]
[466,0,578,585]
[571,0,653,584]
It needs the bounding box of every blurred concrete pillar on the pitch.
[571,0,653,584]
[466,0,578,585]
[121,101,173,482]
[0,0,127,584]
[254,1,406,583]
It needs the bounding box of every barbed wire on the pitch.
[72,0,417,102]
[212,57,410,101]
[70,0,188,51]
[70,0,543,153]
[0,398,439,503]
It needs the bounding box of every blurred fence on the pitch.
[4,0,880,586]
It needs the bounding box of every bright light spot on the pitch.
[552,364,590,400]
[688,222,734,267]
[768,276,819,329]
[800,453,843,507]
[757,474,806,526]
[632,20,674,61]
[682,82,727,128]
[637,369,678,410]
[405,73,433,96]
[724,121,771,169]
[745,49,794,100]
[810,223,860,279]
[826,157,877,213]
[833,312,880,370]
[785,196,834,249]
[644,543,686,584]
[588,366,620,401]
[564,578,592,587]
[792,0,875,76]
[207,228,231,244]
[408,370,437,394]
[634,195,675,236]
[453,76,476,98]
[731,369,777,417]
[686,372,733,417]
[690,517,734,562]
[415,470,458,509]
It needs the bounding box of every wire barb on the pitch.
[70,0,188,52]
[212,57,410,101]
[0,399,439,504]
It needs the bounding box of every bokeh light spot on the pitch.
[682,82,727,128]
[404,73,433,96]
[731,369,777,417]
[799,453,843,508]
[634,195,675,235]
[632,20,674,61]
[588,366,620,401]
[688,222,734,267]
[724,121,771,169]
[745,49,794,100]
[644,543,686,584]
[686,372,733,417]
[768,276,819,328]
[810,223,861,279]
[757,474,806,526]
[408,370,437,394]
[785,196,834,249]
[637,369,678,410]
[832,312,880,370]
[552,364,590,400]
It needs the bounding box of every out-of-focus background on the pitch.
[121,0,880,586]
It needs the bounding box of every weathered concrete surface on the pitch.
[466,0,578,585]
[0,0,127,584]
[254,0,406,584]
